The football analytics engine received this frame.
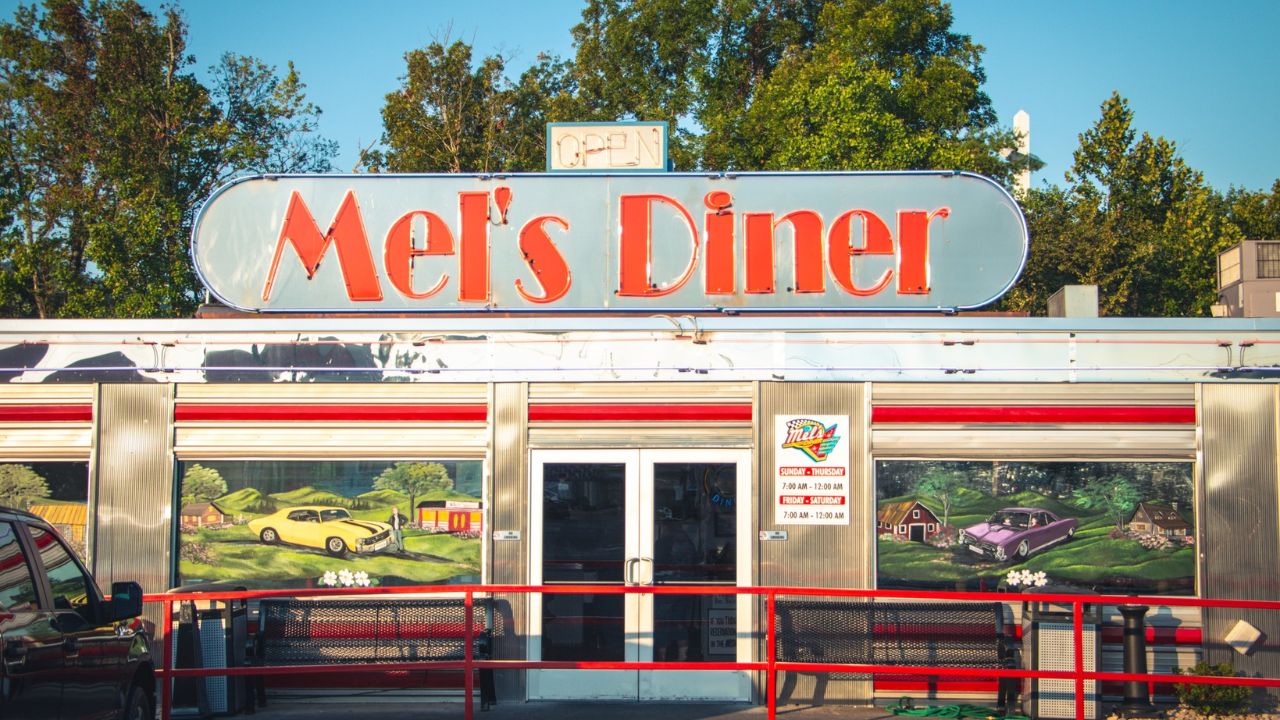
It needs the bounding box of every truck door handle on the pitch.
[62,637,79,655]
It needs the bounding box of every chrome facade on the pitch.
[0,317,1277,704]
[1201,384,1280,682]
[756,382,872,702]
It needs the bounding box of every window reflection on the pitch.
[0,522,38,612]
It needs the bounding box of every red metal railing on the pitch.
[145,585,1280,720]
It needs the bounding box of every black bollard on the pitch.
[1116,604,1162,718]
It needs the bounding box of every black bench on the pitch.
[256,598,500,709]
[774,600,1017,709]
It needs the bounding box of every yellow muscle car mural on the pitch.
[247,506,393,556]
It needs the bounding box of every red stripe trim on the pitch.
[876,680,1179,694]
[872,406,1195,424]
[0,404,93,422]
[175,404,487,422]
[529,404,752,422]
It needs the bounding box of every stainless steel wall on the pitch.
[490,382,529,700]
[93,384,175,639]
[756,382,871,703]
[1201,384,1280,693]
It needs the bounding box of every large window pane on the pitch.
[175,460,483,590]
[2,461,90,562]
[876,460,1195,595]
[0,522,38,612]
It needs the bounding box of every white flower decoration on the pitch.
[338,569,355,587]
[1005,569,1023,587]
[1032,571,1048,587]
[353,571,371,587]
[320,570,338,587]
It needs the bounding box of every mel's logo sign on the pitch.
[780,418,841,462]
[191,172,1027,313]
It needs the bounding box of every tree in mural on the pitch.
[0,464,48,508]
[918,467,965,528]
[181,464,228,502]
[373,462,453,518]
[1072,476,1140,530]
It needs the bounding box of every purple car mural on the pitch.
[958,507,1078,562]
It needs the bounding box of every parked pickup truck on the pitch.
[0,505,153,720]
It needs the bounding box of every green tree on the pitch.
[371,40,574,172]
[1225,179,1280,240]
[373,462,453,517]
[739,0,1013,180]
[917,468,965,528]
[1072,476,1139,530]
[0,0,335,318]
[1004,93,1239,316]
[180,464,227,502]
[0,464,48,508]
[568,0,1013,177]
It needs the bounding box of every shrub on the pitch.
[179,541,216,565]
[1137,533,1171,550]
[1173,661,1250,715]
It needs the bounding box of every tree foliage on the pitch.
[371,40,574,172]
[180,464,227,502]
[373,462,453,515]
[0,0,335,318]
[917,468,965,527]
[0,464,48,508]
[1003,93,1242,316]
[1071,476,1139,530]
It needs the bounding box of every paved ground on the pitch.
[224,697,904,720]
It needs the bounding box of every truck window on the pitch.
[0,522,38,612]
[29,526,95,623]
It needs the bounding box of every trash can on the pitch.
[169,584,249,716]
[1020,588,1102,720]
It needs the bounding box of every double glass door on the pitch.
[529,449,750,700]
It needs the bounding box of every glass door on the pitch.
[528,449,750,701]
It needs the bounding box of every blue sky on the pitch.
[6,1,1279,191]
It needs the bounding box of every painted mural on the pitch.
[0,461,89,561]
[876,460,1195,595]
[176,459,483,589]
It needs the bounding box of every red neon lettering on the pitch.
[828,209,893,297]
[744,211,824,294]
[618,194,699,297]
[516,216,572,303]
[262,190,382,302]
[458,192,490,302]
[383,210,453,299]
[897,208,948,294]
[703,191,734,294]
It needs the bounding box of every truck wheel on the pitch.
[123,684,152,720]
[259,528,278,544]
[326,537,348,556]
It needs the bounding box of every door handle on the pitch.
[62,636,79,655]
[624,557,639,585]
[639,556,655,586]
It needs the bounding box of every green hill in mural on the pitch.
[356,489,408,507]
[888,488,1107,530]
[421,489,482,502]
[269,486,356,508]
[215,488,277,515]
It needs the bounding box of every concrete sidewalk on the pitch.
[232,698,903,719]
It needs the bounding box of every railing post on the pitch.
[767,591,777,720]
[161,596,172,720]
[465,589,474,720]
[1074,599,1084,720]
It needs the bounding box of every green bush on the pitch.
[1173,661,1250,715]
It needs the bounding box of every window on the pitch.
[3,461,91,562]
[176,459,484,590]
[30,526,95,623]
[912,509,920,519]
[876,460,1195,595]
[1219,246,1242,287]
[0,522,38,612]
[1259,242,1280,279]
